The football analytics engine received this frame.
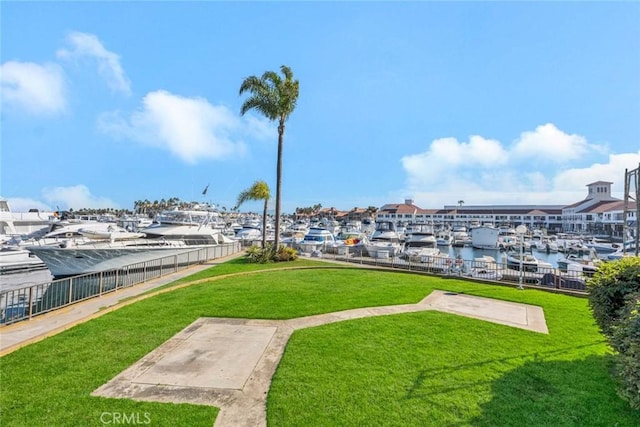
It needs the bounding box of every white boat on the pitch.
[326,231,367,255]
[557,248,601,276]
[364,221,402,258]
[235,225,262,241]
[505,252,553,273]
[468,255,502,280]
[298,227,336,254]
[0,246,47,273]
[584,239,623,255]
[402,224,440,261]
[435,229,452,246]
[607,241,638,260]
[471,225,500,250]
[79,225,145,241]
[0,199,56,241]
[451,225,471,247]
[26,206,236,278]
[11,220,124,248]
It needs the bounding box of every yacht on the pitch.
[471,225,500,250]
[26,206,236,278]
[364,221,402,258]
[451,225,471,247]
[235,225,262,242]
[326,230,368,255]
[402,224,440,261]
[583,239,622,255]
[505,251,553,273]
[468,255,502,280]
[435,229,452,246]
[0,199,56,242]
[298,227,336,254]
[557,248,601,276]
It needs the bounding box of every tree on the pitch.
[458,200,465,207]
[237,180,271,248]
[239,65,299,251]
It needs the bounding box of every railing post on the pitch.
[68,278,74,305]
[27,287,34,319]
[99,271,103,296]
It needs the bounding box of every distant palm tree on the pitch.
[458,200,465,207]
[237,180,271,248]
[239,65,299,251]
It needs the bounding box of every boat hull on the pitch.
[27,243,218,278]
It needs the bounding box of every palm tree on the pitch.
[239,65,299,251]
[458,200,465,207]
[237,180,271,248]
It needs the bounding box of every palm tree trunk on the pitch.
[262,199,268,249]
[274,122,284,251]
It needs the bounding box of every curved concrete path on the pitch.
[92,290,548,427]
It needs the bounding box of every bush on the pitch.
[587,256,640,409]
[245,245,274,264]
[587,257,640,336]
[612,294,640,409]
[245,244,298,263]
[273,246,298,262]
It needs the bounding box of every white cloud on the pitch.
[98,90,247,163]
[42,185,119,210]
[57,31,131,95]
[552,152,640,195]
[510,123,603,163]
[400,123,640,208]
[243,115,276,140]
[401,135,508,187]
[0,61,67,115]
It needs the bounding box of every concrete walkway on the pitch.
[92,290,548,427]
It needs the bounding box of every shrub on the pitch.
[587,256,640,409]
[245,245,274,264]
[273,245,298,262]
[245,244,298,263]
[612,294,640,409]
[587,257,640,336]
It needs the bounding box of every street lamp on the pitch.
[516,225,527,290]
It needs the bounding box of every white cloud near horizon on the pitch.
[42,185,119,210]
[0,61,67,115]
[511,123,605,163]
[98,90,267,163]
[402,135,508,187]
[400,123,638,208]
[57,31,131,95]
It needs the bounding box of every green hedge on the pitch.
[588,256,640,409]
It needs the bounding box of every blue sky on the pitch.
[2,1,639,214]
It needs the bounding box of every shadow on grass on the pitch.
[469,355,640,426]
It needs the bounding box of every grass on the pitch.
[1,258,639,426]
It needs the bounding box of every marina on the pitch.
[1,176,639,325]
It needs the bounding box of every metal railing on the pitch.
[0,242,241,325]
[314,248,591,294]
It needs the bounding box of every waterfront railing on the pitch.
[0,242,241,325]
[2,242,591,326]
[317,249,591,294]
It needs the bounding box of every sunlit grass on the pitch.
[1,258,638,426]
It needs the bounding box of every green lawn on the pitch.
[1,258,638,426]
